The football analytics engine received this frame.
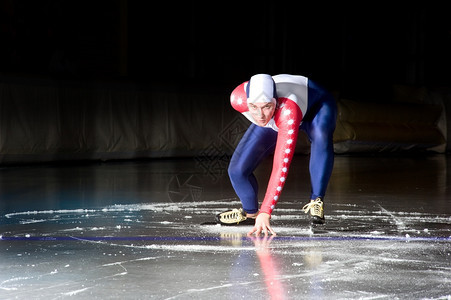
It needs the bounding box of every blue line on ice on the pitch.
[1,235,450,242]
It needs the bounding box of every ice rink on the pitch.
[1,155,450,299]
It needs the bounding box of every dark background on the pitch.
[1,1,451,99]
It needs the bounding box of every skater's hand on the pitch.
[247,213,276,237]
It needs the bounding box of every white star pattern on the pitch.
[230,93,244,108]
[261,97,303,215]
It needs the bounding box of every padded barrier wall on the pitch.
[0,77,447,165]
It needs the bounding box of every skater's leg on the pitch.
[228,124,278,214]
[301,95,337,201]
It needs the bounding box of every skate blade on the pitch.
[309,223,327,234]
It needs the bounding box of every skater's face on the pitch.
[248,101,275,126]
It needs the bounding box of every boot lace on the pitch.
[219,208,247,224]
[302,198,324,218]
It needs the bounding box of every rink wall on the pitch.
[0,77,448,165]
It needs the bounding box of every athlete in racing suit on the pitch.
[217,74,337,236]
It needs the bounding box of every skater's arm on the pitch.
[259,98,302,215]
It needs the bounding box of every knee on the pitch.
[228,162,243,181]
[310,127,335,154]
[228,161,250,182]
[310,126,333,144]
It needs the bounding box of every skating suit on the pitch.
[228,74,337,215]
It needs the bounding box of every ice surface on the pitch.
[1,199,450,299]
[1,156,451,299]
